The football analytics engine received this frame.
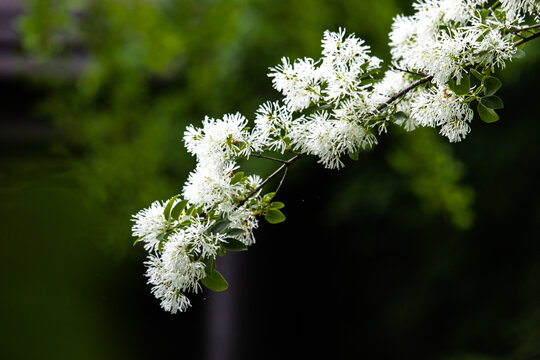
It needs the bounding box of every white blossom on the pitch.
[183,160,262,213]
[290,111,376,169]
[320,29,382,103]
[501,0,540,21]
[251,101,295,153]
[268,57,323,111]
[471,27,516,69]
[132,200,170,251]
[184,112,252,164]
[411,86,473,142]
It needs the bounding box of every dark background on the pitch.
[2,0,540,359]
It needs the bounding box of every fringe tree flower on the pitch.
[132,200,172,251]
[268,57,323,111]
[411,86,473,142]
[251,101,295,153]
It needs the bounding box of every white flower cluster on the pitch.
[133,0,539,313]
[411,87,474,142]
[133,108,279,312]
[266,29,384,169]
[501,0,540,21]
[388,0,537,141]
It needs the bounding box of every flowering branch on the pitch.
[132,0,540,313]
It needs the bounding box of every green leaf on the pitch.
[479,8,490,22]
[222,238,248,252]
[513,49,526,59]
[170,199,189,220]
[360,78,377,86]
[360,62,370,72]
[202,270,229,292]
[480,95,504,109]
[230,171,244,185]
[225,228,246,236]
[133,236,143,246]
[448,75,470,96]
[156,233,166,252]
[269,201,285,210]
[265,209,286,224]
[263,192,276,202]
[201,256,216,276]
[470,68,484,81]
[477,102,499,123]
[163,195,179,219]
[207,219,231,234]
[362,67,380,78]
[483,76,502,96]
[185,205,198,217]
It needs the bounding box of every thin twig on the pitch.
[251,153,289,163]
[392,64,428,77]
[237,154,303,207]
[274,166,288,196]
[377,75,433,111]
[509,23,540,33]
[514,30,540,47]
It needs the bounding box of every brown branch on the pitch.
[514,30,540,47]
[274,166,288,196]
[377,75,433,111]
[509,23,540,34]
[392,64,428,77]
[250,153,289,163]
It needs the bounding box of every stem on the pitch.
[392,64,428,77]
[377,75,433,111]
[237,154,303,207]
[274,166,288,196]
[509,23,540,34]
[514,30,540,47]
[251,153,289,163]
